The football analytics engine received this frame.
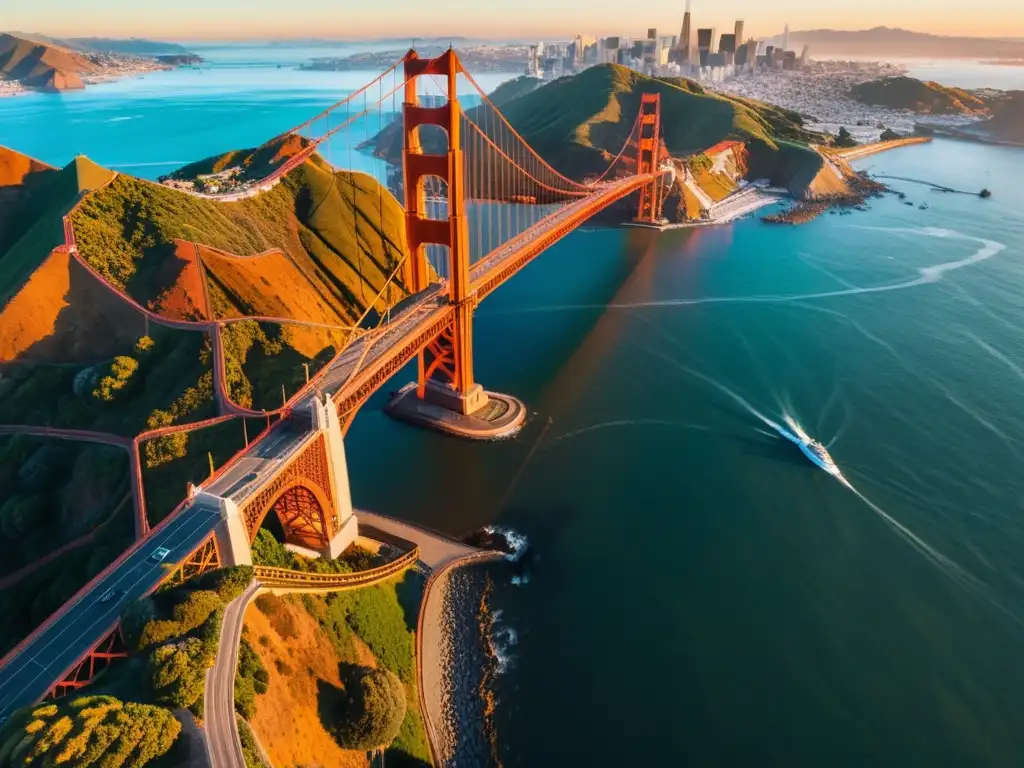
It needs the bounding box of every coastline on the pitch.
[417,551,506,767]
[0,63,174,99]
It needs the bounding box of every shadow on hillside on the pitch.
[394,569,427,633]
[18,251,145,364]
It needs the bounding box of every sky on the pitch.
[6,0,1024,41]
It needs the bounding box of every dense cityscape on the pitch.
[525,2,810,82]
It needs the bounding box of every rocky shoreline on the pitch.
[763,171,888,225]
[430,563,503,767]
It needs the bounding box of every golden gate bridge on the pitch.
[0,47,671,726]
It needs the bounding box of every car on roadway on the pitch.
[149,547,171,563]
[99,588,120,603]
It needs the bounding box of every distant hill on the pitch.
[364,64,825,194]
[0,32,97,90]
[488,75,543,106]
[7,32,193,57]
[787,26,1024,59]
[971,90,1024,143]
[852,76,989,114]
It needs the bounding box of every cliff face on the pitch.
[0,32,98,91]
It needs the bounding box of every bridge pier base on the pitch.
[386,380,526,440]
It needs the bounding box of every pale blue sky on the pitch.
[8,0,1023,40]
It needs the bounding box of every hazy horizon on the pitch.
[6,0,1024,42]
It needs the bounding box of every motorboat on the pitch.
[780,417,842,477]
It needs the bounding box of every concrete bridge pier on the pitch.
[313,394,359,558]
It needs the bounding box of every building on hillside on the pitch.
[800,44,811,66]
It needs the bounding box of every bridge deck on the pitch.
[0,174,659,717]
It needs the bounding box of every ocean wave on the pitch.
[482,525,529,562]
[484,227,1006,316]
[488,610,519,675]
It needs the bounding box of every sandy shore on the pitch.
[418,553,505,767]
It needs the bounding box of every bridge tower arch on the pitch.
[200,394,359,565]
[402,49,484,414]
[634,93,665,224]
[390,49,526,437]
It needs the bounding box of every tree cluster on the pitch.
[0,695,180,767]
[330,666,407,751]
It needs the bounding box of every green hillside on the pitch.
[488,75,543,106]
[851,76,989,114]
[364,63,823,188]
[165,133,313,185]
[73,155,409,323]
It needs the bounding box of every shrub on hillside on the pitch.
[880,128,903,141]
[833,126,858,149]
[234,637,270,719]
[92,355,140,402]
[150,636,209,709]
[138,589,223,648]
[191,564,254,602]
[0,695,179,767]
[330,666,407,751]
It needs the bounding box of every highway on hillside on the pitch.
[0,500,222,716]
[0,180,651,717]
[205,581,261,768]
[0,284,448,718]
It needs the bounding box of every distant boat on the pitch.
[980,188,992,198]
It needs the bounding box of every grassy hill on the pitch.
[488,75,543,106]
[0,32,96,90]
[851,76,989,115]
[73,153,409,327]
[165,133,313,185]
[365,63,825,193]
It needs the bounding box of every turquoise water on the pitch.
[4,52,1024,767]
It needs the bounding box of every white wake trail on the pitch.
[484,228,1006,317]
[548,419,709,444]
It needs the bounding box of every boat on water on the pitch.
[779,417,842,477]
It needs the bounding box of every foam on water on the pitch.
[482,525,529,562]
[485,228,1006,317]
[488,609,519,675]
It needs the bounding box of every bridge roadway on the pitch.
[0,175,652,716]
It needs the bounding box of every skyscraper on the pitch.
[677,0,692,57]
[648,28,658,40]
[734,20,745,46]
[696,27,715,67]
[782,24,790,52]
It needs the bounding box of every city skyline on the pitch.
[5,0,1024,40]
